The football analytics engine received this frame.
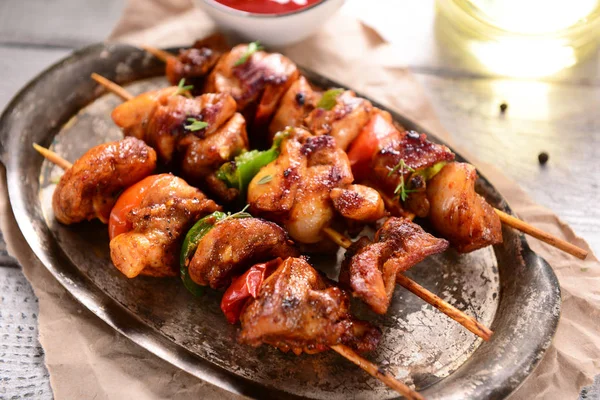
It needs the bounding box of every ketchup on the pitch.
[214,0,322,15]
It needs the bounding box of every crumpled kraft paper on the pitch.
[1,0,598,399]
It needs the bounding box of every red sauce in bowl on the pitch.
[214,0,322,15]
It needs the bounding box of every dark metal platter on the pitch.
[0,43,560,399]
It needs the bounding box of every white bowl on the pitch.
[196,0,345,48]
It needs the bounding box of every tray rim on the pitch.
[0,42,561,400]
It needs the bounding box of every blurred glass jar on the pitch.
[436,0,600,77]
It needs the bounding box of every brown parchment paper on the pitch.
[1,1,599,399]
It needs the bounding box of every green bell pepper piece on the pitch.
[216,130,289,194]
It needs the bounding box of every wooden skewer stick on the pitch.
[322,227,493,341]
[395,274,492,341]
[34,143,419,399]
[33,143,72,170]
[142,45,173,63]
[322,226,353,248]
[91,73,134,101]
[495,209,587,260]
[331,344,424,400]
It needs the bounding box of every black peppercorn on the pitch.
[499,102,508,113]
[538,152,549,165]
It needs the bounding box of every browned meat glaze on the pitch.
[372,130,455,198]
[166,33,230,87]
[330,184,386,222]
[305,90,373,151]
[248,127,386,245]
[239,257,381,355]
[52,137,156,225]
[248,128,349,244]
[188,217,299,289]
[339,217,449,314]
[268,76,318,140]
[111,89,248,198]
[179,112,248,182]
[110,174,220,278]
[205,44,299,128]
[427,162,503,253]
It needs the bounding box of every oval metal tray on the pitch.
[0,43,560,399]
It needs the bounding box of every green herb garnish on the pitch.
[388,159,418,202]
[316,88,344,110]
[234,41,263,66]
[388,159,415,177]
[173,78,194,97]
[184,118,209,132]
[256,174,273,185]
[219,204,252,224]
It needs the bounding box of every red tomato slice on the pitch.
[347,113,399,181]
[108,174,167,240]
[221,258,282,324]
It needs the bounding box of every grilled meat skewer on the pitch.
[49,137,156,225]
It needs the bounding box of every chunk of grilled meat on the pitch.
[330,184,386,222]
[305,90,373,151]
[339,218,449,314]
[113,91,237,163]
[239,257,381,355]
[426,162,502,253]
[205,44,299,128]
[188,217,299,289]
[373,130,455,197]
[112,90,248,198]
[247,128,354,244]
[53,137,156,225]
[165,33,229,86]
[268,76,317,141]
[179,112,248,183]
[110,174,220,278]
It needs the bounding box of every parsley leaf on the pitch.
[173,78,194,97]
[256,174,273,185]
[234,41,263,66]
[316,88,344,110]
[184,118,209,132]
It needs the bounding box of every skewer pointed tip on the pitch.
[494,209,588,260]
[33,143,72,170]
[331,344,425,400]
[90,73,134,101]
[141,45,173,63]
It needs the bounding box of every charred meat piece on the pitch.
[111,87,178,142]
[166,34,230,86]
[426,162,503,253]
[205,44,299,127]
[179,112,248,184]
[268,76,317,140]
[330,184,386,222]
[188,217,299,289]
[112,90,248,196]
[52,137,156,225]
[305,90,373,151]
[239,257,381,355]
[339,218,449,314]
[373,130,455,196]
[248,129,354,244]
[109,174,220,278]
